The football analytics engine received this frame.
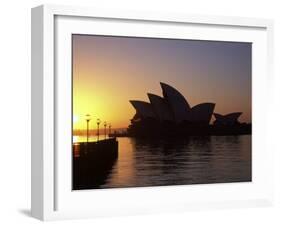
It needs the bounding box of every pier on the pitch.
[73,138,118,189]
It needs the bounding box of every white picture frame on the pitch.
[31,4,274,221]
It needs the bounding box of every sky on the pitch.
[72,34,251,131]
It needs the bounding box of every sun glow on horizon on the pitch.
[72,35,252,130]
[72,80,135,130]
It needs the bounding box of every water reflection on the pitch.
[73,135,251,189]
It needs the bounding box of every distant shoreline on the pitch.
[73,128,127,136]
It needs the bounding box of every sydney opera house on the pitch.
[128,82,251,136]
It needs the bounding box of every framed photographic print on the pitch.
[31,4,274,221]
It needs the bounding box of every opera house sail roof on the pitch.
[128,82,250,136]
[147,93,174,121]
[187,103,215,124]
[129,100,156,119]
[160,82,190,123]
[213,112,242,126]
[129,82,216,125]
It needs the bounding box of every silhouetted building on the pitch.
[147,93,174,121]
[160,82,191,122]
[130,82,215,125]
[127,82,251,137]
[129,100,156,119]
[213,112,242,126]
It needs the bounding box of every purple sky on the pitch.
[73,35,251,129]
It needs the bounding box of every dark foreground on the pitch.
[73,135,251,190]
[126,122,251,138]
[72,138,118,190]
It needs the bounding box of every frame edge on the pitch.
[31,5,44,220]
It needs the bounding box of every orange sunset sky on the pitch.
[72,35,252,131]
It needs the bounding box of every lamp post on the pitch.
[85,114,91,144]
[96,118,101,142]
[104,121,107,140]
[108,123,111,137]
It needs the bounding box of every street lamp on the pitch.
[108,123,111,137]
[96,118,101,142]
[85,114,91,144]
[104,121,107,140]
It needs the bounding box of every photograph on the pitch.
[72,34,252,190]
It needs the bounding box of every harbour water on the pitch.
[73,135,251,189]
